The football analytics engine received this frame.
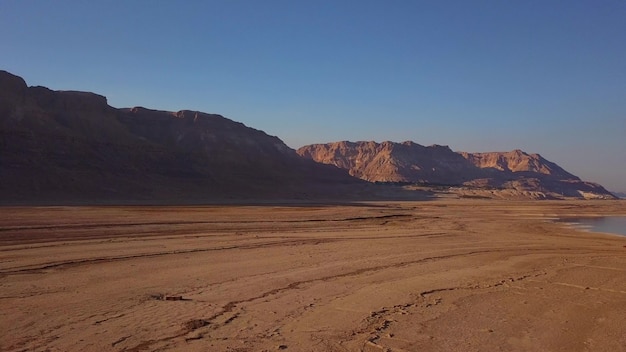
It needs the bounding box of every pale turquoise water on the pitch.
[562,216,626,237]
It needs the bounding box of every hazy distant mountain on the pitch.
[298,141,616,199]
[613,191,626,199]
[0,70,360,203]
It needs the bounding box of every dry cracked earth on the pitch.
[1,200,625,351]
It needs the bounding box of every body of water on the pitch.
[561,216,626,237]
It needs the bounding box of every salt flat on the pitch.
[1,200,625,352]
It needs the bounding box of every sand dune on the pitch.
[1,200,625,351]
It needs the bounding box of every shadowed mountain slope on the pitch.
[0,71,360,203]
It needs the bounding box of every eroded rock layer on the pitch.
[298,141,615,199]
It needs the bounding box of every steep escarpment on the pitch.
[298,141,616,199]
[0,70,358,203]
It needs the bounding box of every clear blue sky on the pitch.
[2,1,625,191]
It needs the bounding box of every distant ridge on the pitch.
[298,141,616,199]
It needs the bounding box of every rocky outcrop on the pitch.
[297,141,482,184]
[459,150,577,180]
[298,141,616,199]
[0,70,359,203]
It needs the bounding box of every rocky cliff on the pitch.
[0,70,359,203]
[297,141,482,184]
[459,150,577,179]
[298,141,616,199]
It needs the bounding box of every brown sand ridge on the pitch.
[1,200,625,351]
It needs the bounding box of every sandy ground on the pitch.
[1,200,625,352]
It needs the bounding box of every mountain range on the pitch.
[0,70,617,203]
[297,141,615,199]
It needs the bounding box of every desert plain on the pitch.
[1,199,625,352]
